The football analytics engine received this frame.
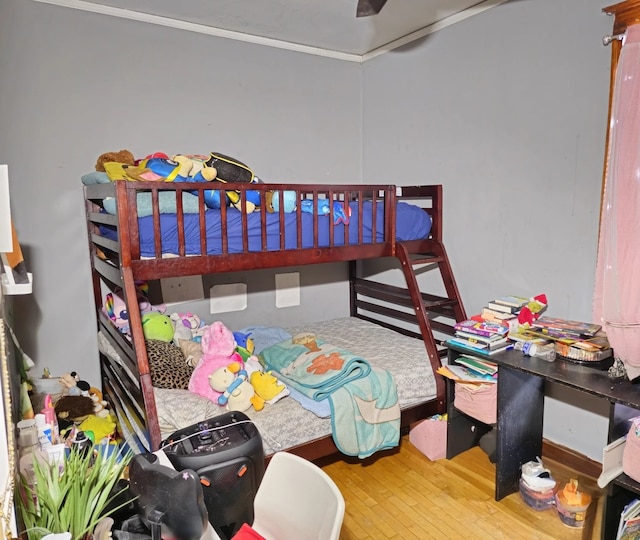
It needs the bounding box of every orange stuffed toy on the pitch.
[95,149,135,172]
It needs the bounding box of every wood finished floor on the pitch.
[319,435,603,540]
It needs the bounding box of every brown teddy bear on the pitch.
[95,149,135,172]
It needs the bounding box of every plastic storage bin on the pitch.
[519,479,555,511]
[32,377,63,397]
[555,494,590,528]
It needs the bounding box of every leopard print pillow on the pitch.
[146,339,194,389]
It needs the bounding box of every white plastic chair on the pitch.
[250,451,345,540]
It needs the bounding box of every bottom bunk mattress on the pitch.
[97,317,438,456]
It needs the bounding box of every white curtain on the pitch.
[593,25,640,380]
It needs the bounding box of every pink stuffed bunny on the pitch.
[188,321,242,403]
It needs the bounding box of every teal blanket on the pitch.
[260,335,400,458]
[260,336,371,401]
[330,367,400,459]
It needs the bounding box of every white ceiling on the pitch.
[37,0,508,61]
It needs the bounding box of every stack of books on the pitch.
[481,295,529,329]
[446,319,512,356]
[437,355,497,383]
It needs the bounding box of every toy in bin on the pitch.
[519,457,556,511]
[555,478,592,528]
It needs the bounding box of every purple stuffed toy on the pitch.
[104,282,165,334]
[188,321,242,403]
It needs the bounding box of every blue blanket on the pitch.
[97,201,432,257]
[260,336,400,458]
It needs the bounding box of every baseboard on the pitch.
[542,439,602,480]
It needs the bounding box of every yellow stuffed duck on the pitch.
[249,370,288,412]
[209,362,261,412]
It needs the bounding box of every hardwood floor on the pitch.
[319,435,603,540]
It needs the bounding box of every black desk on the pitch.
[445,344,640,538]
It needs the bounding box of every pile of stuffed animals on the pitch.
[47,371,117,445]
[104,281,289,413]
[93,149,351,224]
[188,321,289,412]
[95,150,263,212]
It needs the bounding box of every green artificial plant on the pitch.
[17,446,133,540]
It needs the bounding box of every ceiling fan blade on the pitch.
[356,0,388,17]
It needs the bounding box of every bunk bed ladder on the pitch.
[395,241,466,354]
[350,240,466,411]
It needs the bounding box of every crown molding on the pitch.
[33,0,508,63]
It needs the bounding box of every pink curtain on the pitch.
[593,25,640,380]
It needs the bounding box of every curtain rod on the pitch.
[603,33,624,46]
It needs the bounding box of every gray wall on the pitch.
[0,0,616,460]
[362,0,614,460]
[0,0,361,387]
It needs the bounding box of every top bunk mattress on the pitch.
[99,200,432,257]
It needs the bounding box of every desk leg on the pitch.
[495,366,544,501]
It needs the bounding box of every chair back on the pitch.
[251,451,345,540]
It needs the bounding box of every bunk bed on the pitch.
[83,179,466,460]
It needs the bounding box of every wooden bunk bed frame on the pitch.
[83,180,466,460]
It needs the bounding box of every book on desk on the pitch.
[445,338,513,357]
[617,497,640,539]
[437,354,497,383]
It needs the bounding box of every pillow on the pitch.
[146,339,194,389]
[103,191,201,217]
[81,171,202,217]
[81,171,111,185]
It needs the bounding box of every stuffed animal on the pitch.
[105,282,164,334]
[55,395,96,431]
[209,364,260,412]
[88,387,109,418]
[208,362,244,406]
[177,339,204,368]
[136,157,182,181]
[142,312,175,342]
[267,190,297,213]
[203,153,261,212]
[95,150,135,172]
[233,331,255,362]
[78,413,117,443]
[172,155,218,183]
[518,293,548,327]
[143,152,170,161]
[226,377,259,412]
[59,372,90,397]
[188,321,243,403]
[192,323,209,344]
[170,312,204,345]
[249,370,288,411]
